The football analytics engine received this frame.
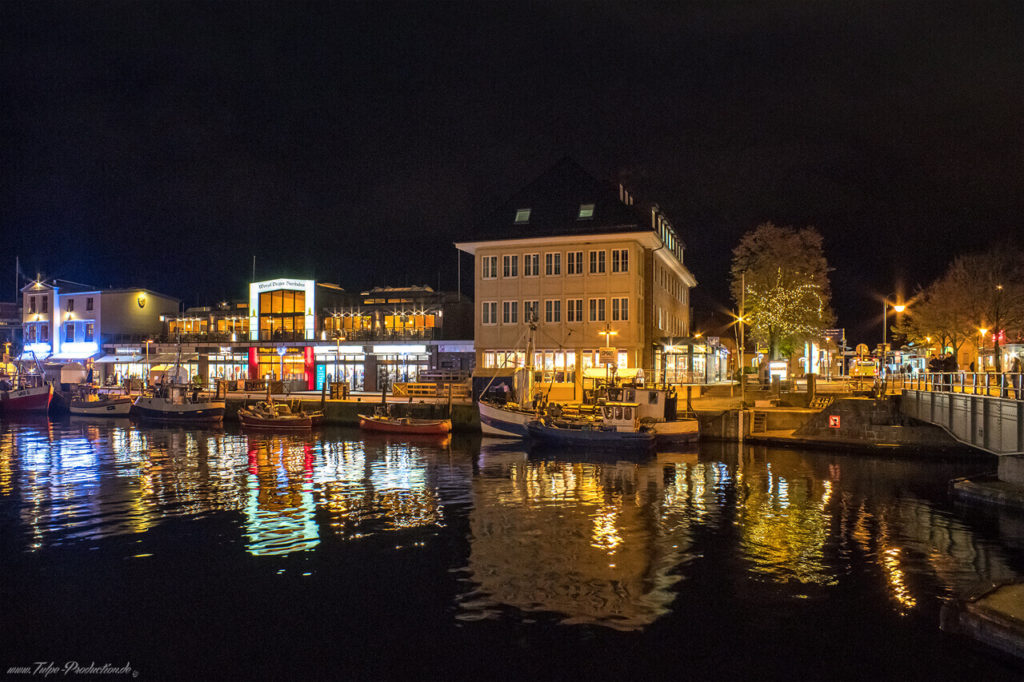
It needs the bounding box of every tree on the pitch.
[897,245,1024,371]
[730,223,835,360]
[954,249,1024,372]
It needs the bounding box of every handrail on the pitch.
[890,371,1024,399]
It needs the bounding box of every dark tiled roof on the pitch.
[467,157,653,242]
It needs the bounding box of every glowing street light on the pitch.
[600,323,618,387]
[882,295,907,373]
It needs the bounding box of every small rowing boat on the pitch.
[358,412,452,435]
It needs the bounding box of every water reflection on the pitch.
[0,421,459,557]
[459,445,707,630]
[0,420,1020,638]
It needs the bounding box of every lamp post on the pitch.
[600,323,618,389]
[882,296,906,374]
[978,328,988,372]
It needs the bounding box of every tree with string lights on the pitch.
[730,223,834,360]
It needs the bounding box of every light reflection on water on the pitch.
[0,419,1022,636]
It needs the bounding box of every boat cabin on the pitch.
[600,402,641,432]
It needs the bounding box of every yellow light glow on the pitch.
[892,304,905,313]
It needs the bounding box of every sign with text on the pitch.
[599,347,616,365]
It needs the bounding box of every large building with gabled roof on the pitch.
[455,158,697,398]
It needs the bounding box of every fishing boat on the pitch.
[238,398,323,430]
[476,319,545,438]
[526,401,656,450]
[133,340,225,425]
[133,384,226,425]
[1,381,54,415]
[69,387,133,417]
[0,353,54,415]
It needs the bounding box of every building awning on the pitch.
[95,355,142,363]
[582,367,645,380]
[141,353,199,364]
[48,353,101,362]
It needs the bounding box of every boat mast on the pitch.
[525,314,537,408]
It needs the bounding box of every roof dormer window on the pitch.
[514,208,531,223]
[578,203,595,219]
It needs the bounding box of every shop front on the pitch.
[248,346,316,390]
[654,337,729,386]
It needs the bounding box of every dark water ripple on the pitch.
[1,419,1022,678]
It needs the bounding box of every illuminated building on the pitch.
[455,158,696,398]
[20,279,177,369]
[99,278,473,392]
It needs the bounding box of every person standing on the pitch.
[1011,355,1022,399]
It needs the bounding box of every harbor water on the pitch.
[1,419,1022,679]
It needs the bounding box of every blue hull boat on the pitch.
[526,419,655,450]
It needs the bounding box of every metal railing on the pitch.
[885,371,1024,399]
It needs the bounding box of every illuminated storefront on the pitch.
[653,337,729,385]
[249,279,317,342]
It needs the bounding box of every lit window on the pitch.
[515,208,531,223]
[578,203,595,219]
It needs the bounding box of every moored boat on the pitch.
[1,353,54,415]
[1,382,54,415]
[69,394,133,417]
[526,418,655,450]
[133,384,225,425]
[478,399,538,438]
[68,385,133,417]
[526,401,656,450]
[238,399,323,430]
[358,412,452,435]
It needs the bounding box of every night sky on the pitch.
[3,1,1022,343]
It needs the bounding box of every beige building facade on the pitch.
[456,159,696,397]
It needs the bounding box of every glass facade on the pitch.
[259,290,306,341]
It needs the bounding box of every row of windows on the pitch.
[24,323,49,343]
[482,249,629,279]
[482,298,630,325]
[65,297,95,312]
[26,296,96,314]
[65,322,95,343]
[657,264,688,304]
[27,296,49,314]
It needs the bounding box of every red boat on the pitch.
[358,412,452,435]
[1,383,54,414]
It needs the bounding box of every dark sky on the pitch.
[3,1,1022,344]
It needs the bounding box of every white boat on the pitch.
[68,385,133,417]
[69,394,133,417]
[478,399,538,438]
[476,318,544,438]
[133,385,225,425]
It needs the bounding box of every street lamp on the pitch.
[600,323,618,389]
[882,296,906,373]
[978,328,988,371]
